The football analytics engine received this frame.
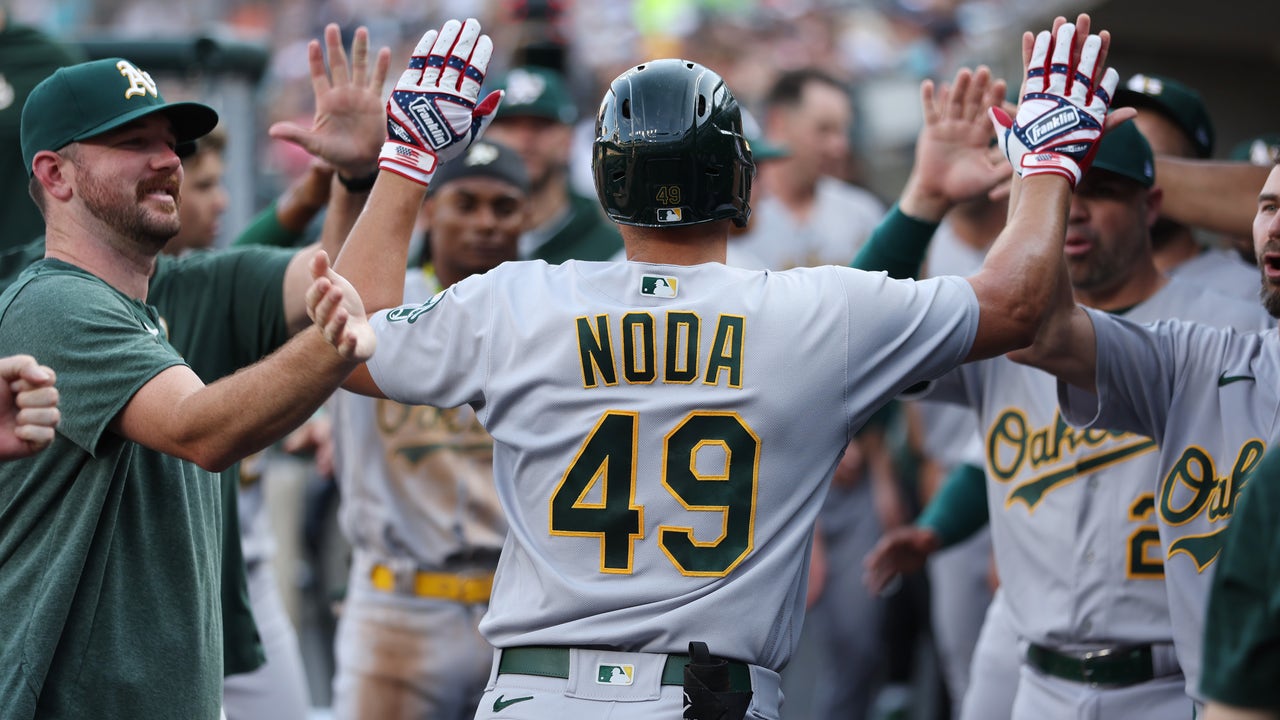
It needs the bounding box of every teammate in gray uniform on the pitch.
[321,15,1124,720]
[862,65,1271,718]
[328,140,529,720]
[732,67,886,269]
[1009,125,1280,713]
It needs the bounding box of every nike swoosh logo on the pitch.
[493,695,534,711]
[1218,373,1255,387]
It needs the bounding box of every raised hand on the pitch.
[862,525,941,595]
[901,66,1011,221]
[989,14,1123,188]
[305,251,376,363]
[0,354,59,460]
[379,18,502,186]
[269,24,392,180]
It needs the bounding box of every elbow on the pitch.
[176,439,237,473]
[1000,299,1044,352]
[190,448,236,474]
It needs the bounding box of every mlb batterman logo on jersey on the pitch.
[640,275,678,298]
[597,663,635,685]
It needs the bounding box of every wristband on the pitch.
[337,170,380,193]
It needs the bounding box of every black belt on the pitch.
[498,646,752,693]
[1025,643,1157,686]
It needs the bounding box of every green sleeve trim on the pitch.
[850,203,939,279]
[917,462,988,548]
[233,201,302,248]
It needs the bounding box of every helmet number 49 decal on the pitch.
[655,185,683,205]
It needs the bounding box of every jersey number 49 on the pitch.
[550,410,758,577]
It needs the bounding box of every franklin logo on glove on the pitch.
[1024,106,1078,146]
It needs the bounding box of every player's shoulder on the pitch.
[7,259,117,305]
[1141,276,1272,332]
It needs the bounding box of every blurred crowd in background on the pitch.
[6,0,1072,225]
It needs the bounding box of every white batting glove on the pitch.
[379,18,502,186]
[989,23,1119,188]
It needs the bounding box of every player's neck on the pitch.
[1074,263,1167,314]
[622,223,729,265]
[44,216,158,300]
[1151,230,1200,274]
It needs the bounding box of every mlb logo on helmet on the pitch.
[596,663,635,685]
[657,208,683,223]
[640,275,678,298]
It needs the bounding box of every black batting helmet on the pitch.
[592,59,755,228]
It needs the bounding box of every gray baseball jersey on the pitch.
[331,269,506,570]
[1167,247,1259,304]
[924,278,1269,650]
[733,177,885,269]
[1058,302,1280,699]
[365,259,978,670]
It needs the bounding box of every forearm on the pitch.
[1007,263,1098,393]
[916,462,988,548]
[334,172,424,312]
[171,328,357,471]
[1154,157,1268,237]
[320,176,368,267]
[851,203,939,279]
[280,180,373,335]
[965,175,1072,360]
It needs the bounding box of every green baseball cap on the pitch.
[1113,73,1214,159]
[1229,134,1280,166]
[741,108,788,162]
[21,57,219,176]
[1089,120,1155,188]
[489,66,578,124]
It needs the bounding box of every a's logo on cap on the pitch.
[465,142,500,166]
[596,664,635,685]
[116,60,158,100]
[1126,74,1163,96]
[1249,139,1280,166]
[0,73,13,111]
[640,275,677,298]
[505,69,547,106]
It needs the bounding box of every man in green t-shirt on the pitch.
[1201,445,1280,719]
[0,55,376,720]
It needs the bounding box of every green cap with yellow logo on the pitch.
[21,57,219,176]
[489,65,578,124]
[1113,73,1214,159]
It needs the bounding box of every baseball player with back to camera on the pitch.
[859,59,1272,719]
[322,14,1124,720]
[1005,95,1280,716]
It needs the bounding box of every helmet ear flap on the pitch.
[592,59,754,229]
